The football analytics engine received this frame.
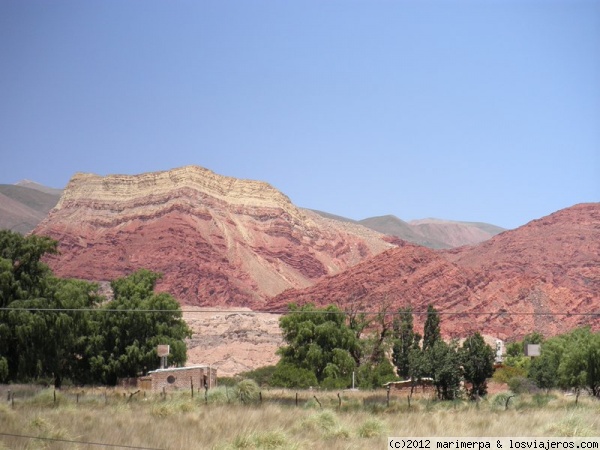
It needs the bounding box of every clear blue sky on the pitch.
[1,0,598,229]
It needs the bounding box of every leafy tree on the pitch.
[0,230,57,306]
[556,328,600,400]
[89,270,191,385]
[277,303,358,388]
[527,327,600,399]
[0,231,192,386]
[422,305,441,352]
[407,336,425,384]
[392,306,416,379]
[356,357,397,389]
[426,339,462,400]
[460,332,494,399]
[1,276,100,386]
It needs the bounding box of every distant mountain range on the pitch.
[0,181,62,234]
[312,211,505,249]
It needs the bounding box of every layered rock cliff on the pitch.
[33,166,394,306]
[268,204,600,340]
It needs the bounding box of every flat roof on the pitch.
[148,365,215,375]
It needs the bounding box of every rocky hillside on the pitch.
[269,203,600,341]
[184,306,283,377]
[32,166,394,306]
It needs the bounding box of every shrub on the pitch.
[271,363,318,389]
[239,365,277,387]
[508,376,539,394]
[217,376,239,387]
[493,365,527,384]
[358,418,385,438]
[237,379,260,404]
[206,386,232,404]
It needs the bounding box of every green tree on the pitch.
[556,328,600,400]
[89,270,191,385]
[426,339,462,400]
[527,327,600,399]
[0,230,57,307]
[422,305,441,352]
[277,303,358,388]
[0,231,192,387]
[460,332,494,399]
[392,306,416,379]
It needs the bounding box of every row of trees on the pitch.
[268,302,495,399]
[496,328,600,400]
[0,230,191,387]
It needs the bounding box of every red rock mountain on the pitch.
[32,166,393,306]
[268,203,600,340]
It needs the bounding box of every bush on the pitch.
[358,418,385,438]
[508,376,539,394]
[217,376,238,387]
[271,363,318,389]
[239,365,277,387]
[236,379,260,404]
[206,386,232,404]
[492,365,527,384]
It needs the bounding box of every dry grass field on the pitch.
[0,386,599,450]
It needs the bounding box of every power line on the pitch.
[0,307,599,317]
[0,432,164,450]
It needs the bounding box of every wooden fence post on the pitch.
[313,396,322,408]
[386,385,391,407]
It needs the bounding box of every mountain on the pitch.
[0,183,62,234]
[408,218,506,249]
[358,215,449,248]
[32,166,394,306]
[311,211,505,249]
[268,203,600,340]
[15,180,64,196]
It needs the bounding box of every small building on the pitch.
[140,365,217,392]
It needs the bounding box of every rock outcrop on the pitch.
[268,204,600,341]
[184,306,283,377]
[33,166,394,306]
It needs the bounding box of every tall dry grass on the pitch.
[0,387,598,450]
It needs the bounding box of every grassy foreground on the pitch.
[0,387,599,450]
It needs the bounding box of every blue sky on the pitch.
[1,0,598,229]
